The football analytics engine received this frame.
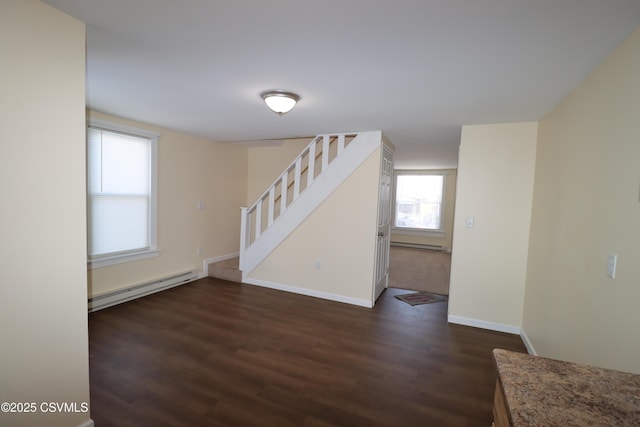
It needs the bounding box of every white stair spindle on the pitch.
[337,134,345,155]
[307,142,316,185]
[293,157,302,200]
[255,199,262,239]
[280,172,288,212]
[268,186,275,226]
[322,135,330,171]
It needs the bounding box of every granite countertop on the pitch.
[493,349,640,427]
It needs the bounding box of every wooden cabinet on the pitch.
[492,379,510,427]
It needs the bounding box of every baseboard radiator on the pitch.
[88,270,198,312]
[390,242,445,251]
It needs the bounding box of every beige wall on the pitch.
[0,1,91,426]
[247,138,310,204]
[88,111,247,297]
[448,123,537,330]
[390,169,457,251]
[523,27,640,373]
[248,147,381,304]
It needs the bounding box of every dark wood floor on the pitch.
[88,278,527,426]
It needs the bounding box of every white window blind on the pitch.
[87,122,158,264]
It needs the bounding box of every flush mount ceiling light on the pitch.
[261,90,300,115]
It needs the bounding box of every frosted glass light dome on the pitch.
[261,91,300,115]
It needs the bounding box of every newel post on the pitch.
[239,207,248,271]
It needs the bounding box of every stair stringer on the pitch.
[240,131,382,277]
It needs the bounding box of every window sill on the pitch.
[88,249,159,269]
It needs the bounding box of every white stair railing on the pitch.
[240,133,359,269]
[239,130,382,276]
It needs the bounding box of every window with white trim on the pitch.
[393,171,445,232]
[87,119,158,268]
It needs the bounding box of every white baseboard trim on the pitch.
[200,252,240,278]
[243,277,373,308]
[447,315,521,335]
[448,315,539,355]
[520,327,538,355]
[77,419,94,427]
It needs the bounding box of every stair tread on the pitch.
[208,257,241,283]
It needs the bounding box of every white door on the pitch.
[373,145,393,302]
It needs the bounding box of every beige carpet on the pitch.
[388,246,451,295]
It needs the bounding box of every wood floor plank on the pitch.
[89,278,527,426]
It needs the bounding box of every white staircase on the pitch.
[239,131,382,277]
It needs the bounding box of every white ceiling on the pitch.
[43,0,640,168]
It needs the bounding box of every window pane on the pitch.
[395,174,443,230]
[87,128,150,195]
[87,124,154,259]
[100,131,149,194]
[87,128,103,195]
[88,196,149,256]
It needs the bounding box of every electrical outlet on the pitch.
[198,201,206,210]
[196,247,203,255]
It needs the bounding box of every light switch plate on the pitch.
[607,253,617,279]
[466,216,475,228]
